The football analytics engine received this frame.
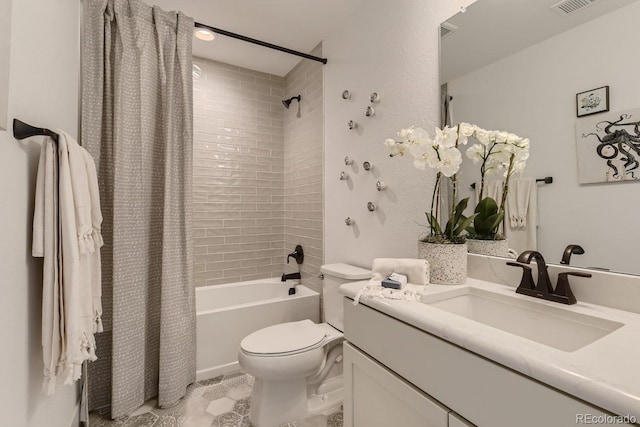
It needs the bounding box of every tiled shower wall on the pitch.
[192,50,324,289]
[193,58,286,286]
[282,44,324,294]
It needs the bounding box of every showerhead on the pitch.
[282,95,301,109]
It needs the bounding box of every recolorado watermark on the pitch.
[576,414,637,424]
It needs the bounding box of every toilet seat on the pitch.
[240,319,327,357]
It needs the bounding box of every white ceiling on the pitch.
[147,0,366,76]
[441,0,639,83]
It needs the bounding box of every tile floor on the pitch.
[89,371,343,427]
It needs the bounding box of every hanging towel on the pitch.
[33,138,63,394]
[58,130,101,385]
[81,147,104,333]
[505,178,538,256]
[32,131,103,394]
[507,178,533,229]
[353,258,428,305]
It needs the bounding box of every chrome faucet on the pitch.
[507,250,591,305]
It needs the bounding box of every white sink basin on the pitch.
[422,287,623,352]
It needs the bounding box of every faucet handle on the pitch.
[287,245,304,265]
[507,261,535,292]
[554,271,591,305]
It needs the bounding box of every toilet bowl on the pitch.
[238,263,371,427]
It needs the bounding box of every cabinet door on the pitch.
[343,342,449,427]
[449,412,476,427]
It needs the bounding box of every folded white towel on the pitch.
[353,258,429,305]
[371,258,430,285]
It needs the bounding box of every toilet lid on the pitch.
[240,319,326,355]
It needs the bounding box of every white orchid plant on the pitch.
[385,123,477,244]
[464,126,530,240]
[384,122,530,243]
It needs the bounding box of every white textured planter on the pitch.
[467,238,509,257]
[418,241,467,285]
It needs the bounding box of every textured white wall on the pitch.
[0,0,81,426]
[323,0,474,268]
[0,0,10,130]
[450,1,640,274]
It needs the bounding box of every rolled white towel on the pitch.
[371,258,429,285]
[353,258,429,305]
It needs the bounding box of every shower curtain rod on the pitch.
[194,22,328,64]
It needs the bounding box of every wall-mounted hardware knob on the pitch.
[376,181,386,191]
[339,171,349,181]
[367,202,376,212]
[365,106,375,117]
[363,161,373,171]
[345,217,354,226]
[369,92,380,103]
[348,120,358,130]
[342,90,351,100]
[344,156,353,165]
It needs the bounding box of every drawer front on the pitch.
[343,342,449,427]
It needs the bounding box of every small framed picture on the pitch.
[576,86,609,117]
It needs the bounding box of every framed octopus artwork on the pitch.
[576,107,640,184]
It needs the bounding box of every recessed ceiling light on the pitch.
[194,28,215,41]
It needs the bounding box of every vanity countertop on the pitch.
[340,278,640,419]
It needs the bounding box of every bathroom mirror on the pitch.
[440,0,640,275]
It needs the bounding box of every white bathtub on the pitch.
[196,278,320,381]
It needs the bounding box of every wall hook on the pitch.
[348,120,358,130]
[339,171,349,181]
[367,202,376,212]
[342,90,351,100]
[345,217,354,226]
[376,181,386,191]
[369,92,380,103]
[344,156,353,165]
[365,106,375,117]
[363,161,373,171]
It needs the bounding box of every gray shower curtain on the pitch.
[81,0,195,418]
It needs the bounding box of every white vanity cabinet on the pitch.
[343,298,628,427]
[343,342,452,427]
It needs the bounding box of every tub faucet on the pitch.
[281,272,301,282]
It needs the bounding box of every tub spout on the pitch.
[281,272,301,282]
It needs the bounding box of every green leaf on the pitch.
[454,213,478,236]
[470,197,504,237]
[443,197,474,239]
[475,197,498,217]
[425,212,442,235]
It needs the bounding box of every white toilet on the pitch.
[238,263,371,427]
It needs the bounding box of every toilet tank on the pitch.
[320,263,371,331]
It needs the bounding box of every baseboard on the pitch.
[196,361,240,381]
